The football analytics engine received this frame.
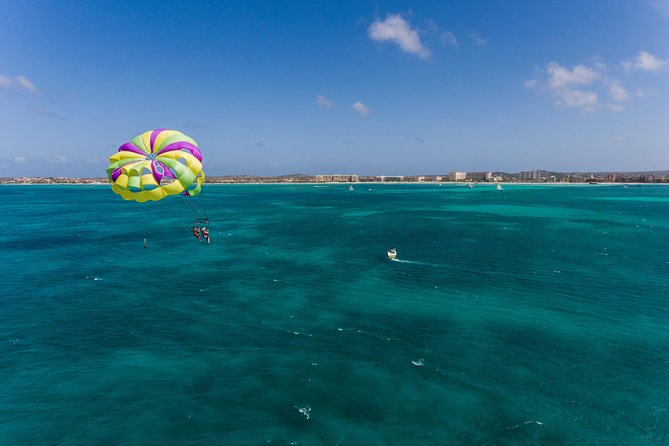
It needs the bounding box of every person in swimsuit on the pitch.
[193,226,200,240]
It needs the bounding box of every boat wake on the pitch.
[390,258,441,267]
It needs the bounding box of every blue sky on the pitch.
[1,0,668,176]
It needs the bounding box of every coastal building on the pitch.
[466,172,492,181]
[379,176,404,182]
[520,170,544,182]
[449,172,467,181]
[315,174,359,182]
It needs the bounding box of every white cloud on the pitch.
[14,155,26,164]
[546,62,599,111]
[352,101,370,116]
[368,14,430,59]
[523,79,539,90]
[529,51,667,112]
[547,62,600,89]
[0,73,39,93]
[316,95,332,108]
[622,51,667,72]
[53,155,67,163]
[612,135,627,143]
[526,62,604,112]
[557,89,598,111]
[15,75,38,93]
[441,31,459,47]
[608,80,629,102]
[0,74,12,88]
[468,32,487,46]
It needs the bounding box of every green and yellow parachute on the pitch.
[106,129,204,202]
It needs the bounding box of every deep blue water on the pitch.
[1,183,668,444]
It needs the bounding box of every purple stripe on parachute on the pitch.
[111,167,123,182]
[111,160,141,183]
[151,160,175,183]
[118,142,146,156]
[149,129,165,153]
[156,141,202,162]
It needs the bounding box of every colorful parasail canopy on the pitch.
[106,129,204,202]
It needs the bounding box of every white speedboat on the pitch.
[387,248,397,260]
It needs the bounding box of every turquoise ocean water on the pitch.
[1,183,668,444]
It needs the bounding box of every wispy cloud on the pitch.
[28,105,64,119]
[526,61,609,112]
[468,32,487,46]
[0,73,39,93]
[368,14,430,59]
[425,19,458,48]
[0,74,12,88]
[622,50,668,72]
[650,0,669,21]
[441,31,459,48]
[316,95,332,108]
[612,135,627,143]
[14,155,26,164]
[607,80,629,102]
[352,101,370,116]
[546,62,600,89]
[406,136,425,144]
[14,75,38,93]
[536,62,601,111]
[527,51,665,112]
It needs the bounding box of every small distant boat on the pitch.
[387,248,397,260]
[348,185,354,191]
[467,181,475,189]
[496,183,503,190]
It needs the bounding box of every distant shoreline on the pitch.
[1,180,664,187]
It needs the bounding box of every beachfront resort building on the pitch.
[448,171,493,181]
[466,172,493,181]
[520,170,546,182]
[315,174,359,182]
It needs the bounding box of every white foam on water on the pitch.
[295,406,311,420]
[412,358,425,367]
[507,420,544,430]
[86,276,103,281]
[391,258,445,267]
